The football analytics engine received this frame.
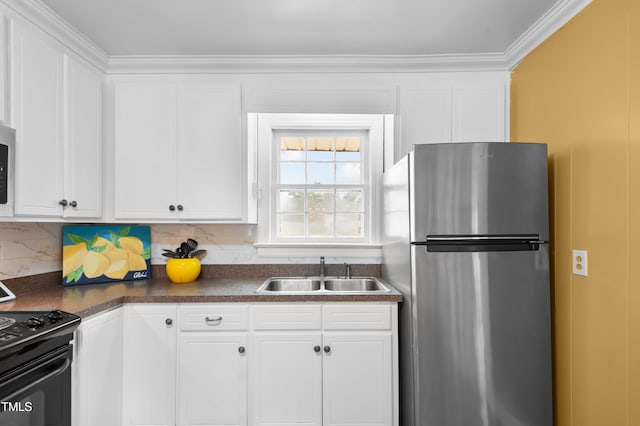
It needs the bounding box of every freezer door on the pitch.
[411,244,552,426]
[411,143,549,241]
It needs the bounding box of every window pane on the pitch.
[307,137,334,161]
[336,137,361,161]
[336,213,363,237]
[280,163,305,184]
[278,214,305,237]
[336,190,363,212]
[279,190,304,212]
[307,190,334,213]
[308,213,334,237]
[336,151,361,161]
[336,163,361,184]
[281,150,304,161]
[280,137,305,161]
[307,162,334,184]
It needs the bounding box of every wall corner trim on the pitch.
[504,0,593,70]
[2,0,109,72]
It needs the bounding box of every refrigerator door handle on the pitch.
[424,234,541,242]
[411,236,547,252]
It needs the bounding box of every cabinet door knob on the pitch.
[177,204,184,211]
[165,318,173,326]
[59,199,68,207]
[314,345,321,353]
[323,346,331,353]
[238,346,246,354]
[169,205,176,211]
[70,200,78,208]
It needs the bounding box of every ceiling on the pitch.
[41,0,559,57]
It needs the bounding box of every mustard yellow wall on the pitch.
[511,0,640,424]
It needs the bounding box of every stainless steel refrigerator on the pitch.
[382,142,552,426]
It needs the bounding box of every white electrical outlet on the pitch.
[572,250,588,276]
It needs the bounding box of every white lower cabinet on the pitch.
[322,333,393,426]
[250,303,396,426]
[72,307,123,426]
[122,304,177,426]
[78,302,397,426]
[177,304,249,426]
[250,304,323,426]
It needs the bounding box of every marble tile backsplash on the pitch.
[0,223,380,279]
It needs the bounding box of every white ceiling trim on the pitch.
[2,0,109,71]
[106,53,510,75]
[504,0,592,70]
[7,0,590,75]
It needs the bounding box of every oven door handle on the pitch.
[0,347,71,401]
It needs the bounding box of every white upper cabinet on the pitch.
[177,83,243,220]
[114,82,178,219]
[64,55,103,218]
[113,79,244,221]
[452,86,506,143]
[11,19,64,217]
[397,73,509,161]
[10,18,102,218]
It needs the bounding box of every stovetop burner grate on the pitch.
[0,316,16,330]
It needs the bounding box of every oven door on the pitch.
[0,345,72,426]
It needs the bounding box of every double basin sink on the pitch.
[255,276,391,294]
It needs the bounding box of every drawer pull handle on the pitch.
[205,316,223,325]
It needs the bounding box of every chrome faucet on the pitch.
[319,256,325,278]
[344,263,352,279]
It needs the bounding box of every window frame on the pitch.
[273,128,369,242]
[254,113,386,252]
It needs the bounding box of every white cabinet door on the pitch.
[322,333,393,426]
[452,87,506,143]
[10,19,103,218]
[178,333,248,426]
[114,82,178,219]
[65,55,102,218]
[177,83,243,220]
[250,333,323,426]
[73,308,123,426]
[10,20,64,216]
[122,304,177,426]
[400,88,451,148]
[113,79,244,221]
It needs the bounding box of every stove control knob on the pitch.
[47,310,64,322]
[26,317,46,329]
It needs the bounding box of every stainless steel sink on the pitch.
[261,278,322,292]
[255,276,391,294]
[323,278,385,292]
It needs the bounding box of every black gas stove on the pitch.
[0,310,80,426]
[0,310,80,375]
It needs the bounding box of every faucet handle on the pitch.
[343,262,352,279]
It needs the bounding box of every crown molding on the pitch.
[2,0,589,75]
[107,53,510,75]
[505,0,592,70]
[1,0,108,71]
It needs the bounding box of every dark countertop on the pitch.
[0,272,402,318]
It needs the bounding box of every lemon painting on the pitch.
[62,225,151,286]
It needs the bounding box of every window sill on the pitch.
[254,243,382,259]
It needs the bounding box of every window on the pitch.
[254,114,387,251]
[275,130,366,239]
